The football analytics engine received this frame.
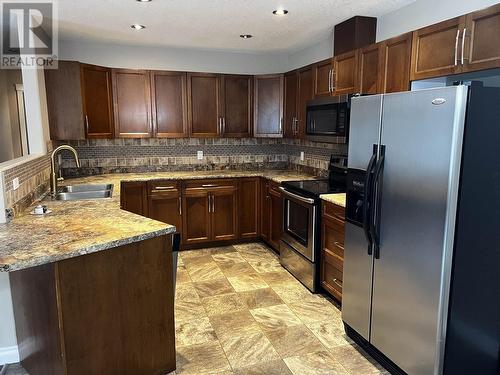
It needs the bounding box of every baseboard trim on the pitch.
[0,345,19,366]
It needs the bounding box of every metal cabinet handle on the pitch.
[331,70,336,91]
[85,115,90,133]
[202,184,217,188]
[333,278,343,288]
[461,28,467,65]
[153,186,175,190]
[334,241,344,250]
[178,196,182,216]
[328,69,332,92]
[223,117,226,134]
[218,118,222,134]
[212,195,215,213]
[208,195,212,213]
[454,29,460,66]
[279,118,283,134]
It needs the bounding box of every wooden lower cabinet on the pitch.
[147,181,182,237]
[120,181,148,216]
[261,178,271,243]
[10,235,175,375]
[321,201,346,302]
[259,179,282,252]
[239,178,260,239]
[182,187,211,245]
[212,187,238,241]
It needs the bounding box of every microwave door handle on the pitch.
[363,149,377,255]
[371,151,385,259]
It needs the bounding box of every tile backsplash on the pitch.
[55,138,348,177]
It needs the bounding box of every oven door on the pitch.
[279,187,316,262]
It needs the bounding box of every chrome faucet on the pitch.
[51,145,80,196]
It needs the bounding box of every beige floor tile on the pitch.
[176,317,217,347]
[237,287,284,309]
[329,345,385,374]
[180,249,212,259]
[175,283,207,323]
[209,310,261,342]
[250,304,302,330]
[307,320,353,349]
[177,256,184,267]
[219,261,256,277]
[176,266,192,284]
[270,283,313,304]
[247,259,283,274]
[227,273,269,292]
[202,293,247,316]
[233,360,292,375]
[283,350,349,375]
[288,295,340,324]
[259,271,298,287]
[221,331,280,369]
[263,324,325,357]
[183,254,215,268]
[176,341,231,375]
[194,278,235,298]
[187,262,225,282]
[175,282,200,301]
[204,245,237,255]
[212,252,247,266]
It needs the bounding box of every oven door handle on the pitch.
[279,187,315,204]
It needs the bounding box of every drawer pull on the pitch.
[201,184,218,188]
[334,241,344,250]
[333,278,343,288]
[152,186,175,190]
[151,188,177,194]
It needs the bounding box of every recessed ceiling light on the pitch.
[131,24,146,30]
[273,9,289,16]
[240,34,253,39]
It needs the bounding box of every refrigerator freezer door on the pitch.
[370,87,467,375]
[342,94,383,340]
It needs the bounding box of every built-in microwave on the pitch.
[305,95,351,143]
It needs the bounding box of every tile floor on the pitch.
[173,242,387,375]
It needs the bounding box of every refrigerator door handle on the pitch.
[371,149,385,259]
[363,149,377,255]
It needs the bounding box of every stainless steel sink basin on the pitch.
[55,184,113,201]
[59,184,113,193]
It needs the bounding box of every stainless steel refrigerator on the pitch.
[342,84,500,375]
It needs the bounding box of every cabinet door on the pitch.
[148,181,182,236]
[239,178,260,239]
[183,189,211,245]
[463,4,500,72]
[333,50,360,94]
[44,61,85,140]
[359,43,381,95]
[380,33,412,93]
[187,73,220,137]
[81,64,114,138]
[269,183,283,251]
[220,75,252,137]
[314,58,333,97]
[284,71,298,138]
[120,181,148,216]
[261,179,271,242]
[112,69,152,138]
[212,188,238,242]
[151,71,187,138]
[297,66,314,138]
[253,74,284,137]
[410,17,466,80]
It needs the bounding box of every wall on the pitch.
[287,35,333,71]
[377,0,499,41]
[59,39,289,74]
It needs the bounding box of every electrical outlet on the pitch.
[197,151,203,160]
[12,177,20,190]
[300,151,305,161]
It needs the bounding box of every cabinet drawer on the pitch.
[184,179,236,190]
[322,261,343,300]
[323,201,345,221]
[323,247,343,270]
[147,180,180,195]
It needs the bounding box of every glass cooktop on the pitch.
[282,179,346,199]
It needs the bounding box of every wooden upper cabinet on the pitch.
[150,71,187,138]
[45,61,85,140]
[314,58,334,97]
[253,74,284,138]
[410,17,466,80]
[220,75,252,137]
[284,71,298,138]
[187,73,220,137]
[297,66,314,138]
[359,43,381,95]
[333,50,360,94]
[112,69,152,138]
[463,4,500,72]
[380,33,412,93]
[81,64,114,138]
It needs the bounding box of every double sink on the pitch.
[54,184,114,201]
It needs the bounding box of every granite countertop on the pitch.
[320,193,346,208]
[0,170,318,272]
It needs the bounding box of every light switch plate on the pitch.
[197,151,203,160]
[300,151,305,161]
[12,177,20,190]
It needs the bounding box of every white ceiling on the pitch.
[57,0,416,53]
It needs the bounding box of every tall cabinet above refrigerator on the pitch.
[342,84,500,375]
